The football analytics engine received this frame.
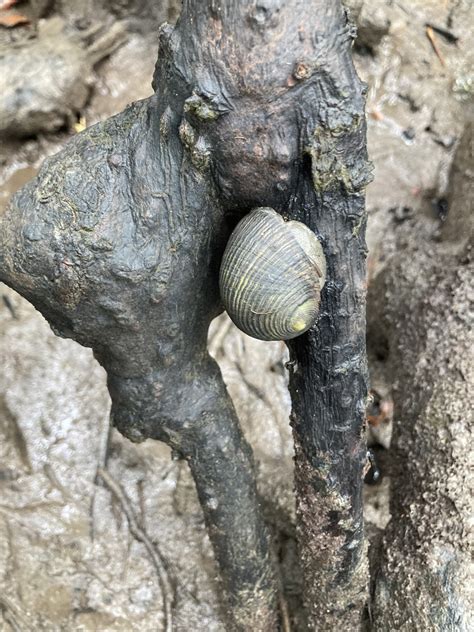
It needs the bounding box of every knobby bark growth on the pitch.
[0,1,371,629]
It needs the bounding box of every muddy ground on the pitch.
[0,0,472,630]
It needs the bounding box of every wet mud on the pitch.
[0,0,472,629]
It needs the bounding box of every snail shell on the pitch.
[219,207,326,341]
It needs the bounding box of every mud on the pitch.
[0,0,472,629]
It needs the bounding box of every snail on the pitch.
[219,207,326,341]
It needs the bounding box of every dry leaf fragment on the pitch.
[0,0,20,10]
[367,390,394,427]
[0,13,30,27]
[74,116,87,133]
[369,109,384,121]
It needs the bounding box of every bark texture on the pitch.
[285,12,373,632]
[0,1,371,628]
[156,2,372,625]
[0,31,277,632]
[369,249,473,630]
[368,123,473,630]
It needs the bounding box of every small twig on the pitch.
[96,467,174,632]
[425,23,458,44]
[234,359,289,456]
[44,463,72,501]
[2,294,18,319]
[90,415,112,541]
[95,416,112,481]
[279,592,292,632]
[426,26,446,67]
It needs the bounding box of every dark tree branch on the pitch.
[0,33,278,632]
[367,126,473,628]
[0,0,371,628]
[160,1,373,626]
[286,21,373,624]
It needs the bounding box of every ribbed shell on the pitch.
[219,207,326,341]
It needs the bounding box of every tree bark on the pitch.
[158,2,372,628]
[370,250,473,631]
[286,132,371,628]
[0,1,371,629]
[367,122,473,632]
[158,3,372,624]
[0,29,278,632]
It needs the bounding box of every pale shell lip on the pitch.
[219,207,326,341]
